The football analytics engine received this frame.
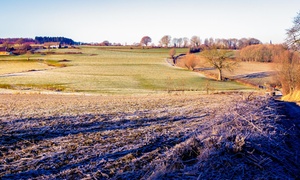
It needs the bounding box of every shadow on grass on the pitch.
[1,112,202,179]
[231,71,276,79]
[1,112,203,146]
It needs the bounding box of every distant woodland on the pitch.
[34,37,76,45]
[0,37,77,45]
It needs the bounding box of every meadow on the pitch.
[0,47,249,94]
[176,52,276,87]
[0,47,299,179]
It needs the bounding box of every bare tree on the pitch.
[237,38,249,49]
[248,38,261,45]
[100,41,111,46]
[204,38,209,47]
[16,38,24,45]
[274,48,300,95]
[26,50,32,61]
[183,37,189,48]
[272,11,300,96]
[202,49,237,81]
[172,38,178,47]
[160,35,171,47]
[221,39,230,49]
[2,41,10,49]
[209,38,215,47]
[229,38,238,49]
[286,11,300,51]
[177,38,183,47]
[190,36,201,47]
[140,36,152,47]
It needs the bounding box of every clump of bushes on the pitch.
[237,44,286,62]
[176,54,200,70]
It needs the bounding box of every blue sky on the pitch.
[1,0,299,44]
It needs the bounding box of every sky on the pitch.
[1,0,299,44]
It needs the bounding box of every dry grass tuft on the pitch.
[282,90,300,102]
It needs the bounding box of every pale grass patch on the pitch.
[282,90,300,102]
[0,60,51,75]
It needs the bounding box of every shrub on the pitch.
[237,44,286,62]
[273,50,300,95]
[176,54,199,70]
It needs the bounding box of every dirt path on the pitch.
[0,68,54,78]
[285,102,300,118]
[277,100,300,177]
[280,101,300,129]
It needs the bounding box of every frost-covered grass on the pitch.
[0,93,298,179]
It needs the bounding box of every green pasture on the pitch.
[0,46,250,94]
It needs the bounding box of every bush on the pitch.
[176,54,199,70]
[237,44,285,62]
[273,50,300,95]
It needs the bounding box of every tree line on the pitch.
[0,38,35,44]
[0,37,78,45]
[35,36,77,45]
[155,35,261,49]
[237,44,286,62]
[171,10,300,98]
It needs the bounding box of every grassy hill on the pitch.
[0,47,250,94]
[0,47,299,179]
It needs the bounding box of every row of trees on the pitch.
[139,35,261,49]
[0,38,36,45]
[203,38,261,49]
[237,44,286,62]
[174,11,300,97]
[236,40,300,95]
[0,37,78,45]
[275,50,300,95]
[156,35,261,49]
[35,36,76,45]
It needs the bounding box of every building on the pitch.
[0,47,11,55]
[44,42,61,49]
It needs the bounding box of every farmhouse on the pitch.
[0,47,11,55]
[44,42,61,49]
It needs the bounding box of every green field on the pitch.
[0,47,250,94]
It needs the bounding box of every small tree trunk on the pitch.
[172,56,176,65]
[218,69,223,81]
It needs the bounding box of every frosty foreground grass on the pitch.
[0,93,298,179]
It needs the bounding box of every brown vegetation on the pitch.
[237,44,286,62]
[274,50,300,95]
[176,53,199,70]
[159,35,172,47]
[140,36,152,47]
[169,48,176,59]
[190,36,201,48]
